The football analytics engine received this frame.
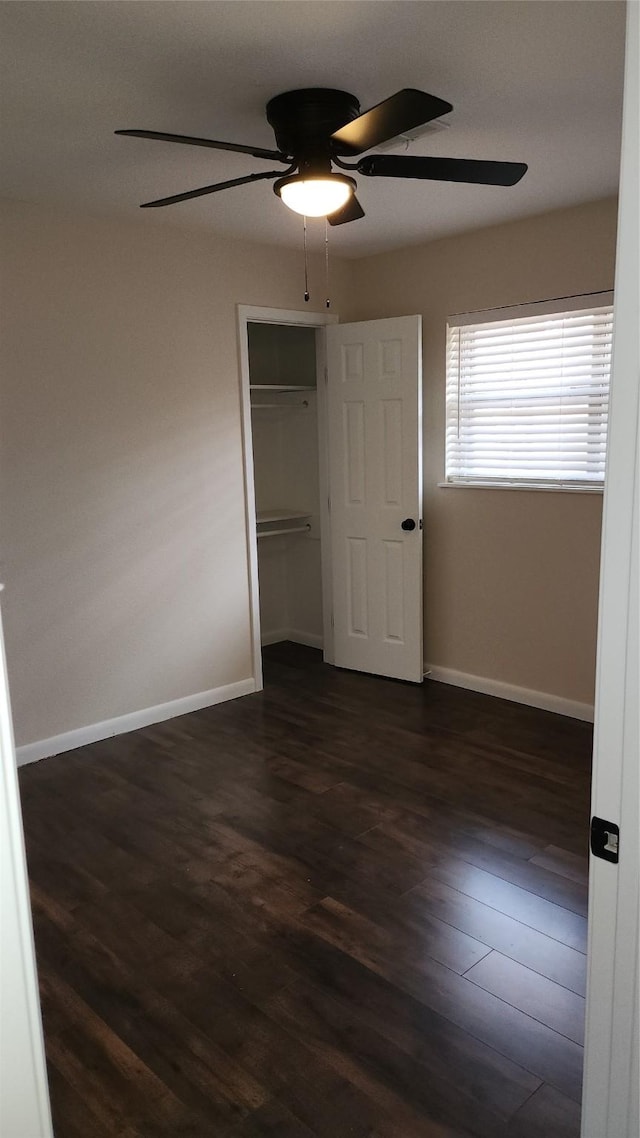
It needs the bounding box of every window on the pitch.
[445,294,613,490]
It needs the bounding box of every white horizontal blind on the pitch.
[446,296,613,489]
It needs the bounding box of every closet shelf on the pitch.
[257,509,311,525]
[257,525,310,539]
[252,399,309,410]
[250,384,316,392]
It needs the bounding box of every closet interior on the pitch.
[248,321,325,652]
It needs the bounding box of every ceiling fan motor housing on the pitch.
[266,88,361,171]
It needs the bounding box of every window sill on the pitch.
[437,481,604,495]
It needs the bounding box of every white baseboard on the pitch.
[260,627,290,647]
[18,658,588,768]
[15,677,257,767]
[261,628,323,650]
[424,664,594,722]
[287,629,324,650]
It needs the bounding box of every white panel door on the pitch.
[326,316,423,682]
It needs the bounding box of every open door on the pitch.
[325,316,423,682]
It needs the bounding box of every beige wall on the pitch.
[347,198,618,705]
[0,197,617,749]
[0,200,352,747]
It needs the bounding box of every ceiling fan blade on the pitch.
[139,169,284,208]
[330,89,453,156]
[328,194,365,226]
[358,154,528,186]
[115,129,289,163]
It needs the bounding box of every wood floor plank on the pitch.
[45,1063,143,1138]
[409,875,587,996]
[297,897,584,1102]
[360,813,589,916]
[125,876,303,1003]
[313,878,494,975]
[72,891,184,971]
[178,991,420,1138]
[287,741,584,862]
[231,1098,317,1137]
[262,979,496,1137]
[506,1083,582,1137]
[18,642,592,1136]
[263,754,347,797]
[215,795,430,898]
[105,986,270,1128]
[42,968,216,1137]
[464,951,586,1045]
[261,920,541,1116]
[323,772,548,862]
[413,861,588,952]
[529,845,589,886]
[304,779,404,836]
[26,847,109,914]
[32,902,151,1041]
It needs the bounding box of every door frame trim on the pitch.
[0,595,53,1136]
[236,305,338,690]
[581,2,639,1132]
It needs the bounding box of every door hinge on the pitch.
[327,495,331,512]
[330,612,334,629]
[590,816,620,863]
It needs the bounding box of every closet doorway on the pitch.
[238,306,336,690]
[238,305,424,690]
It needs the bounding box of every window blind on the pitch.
[445,296,614,489]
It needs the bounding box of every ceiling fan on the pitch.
[116,87,527,225]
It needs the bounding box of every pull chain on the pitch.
[303,215,309,303]
[325,218,331,309]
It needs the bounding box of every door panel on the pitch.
[344,401,366,503]
[383,540,405,642]
[347,537,368,636]
[381,399,403,505]
[326,316,423,682]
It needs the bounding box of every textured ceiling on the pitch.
[0,1,626,257]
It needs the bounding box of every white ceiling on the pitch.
[0,1,626,258]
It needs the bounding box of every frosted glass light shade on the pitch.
[276,175,354,217]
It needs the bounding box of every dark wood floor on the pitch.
[19,642,593,1138]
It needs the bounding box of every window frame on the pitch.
[443,292,614,493]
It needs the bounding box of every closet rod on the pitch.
[257,524,311,539]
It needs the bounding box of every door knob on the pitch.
[401,518,416,531]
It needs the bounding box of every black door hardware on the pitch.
[590,816,620,864]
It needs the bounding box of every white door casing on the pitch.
[0,591,53,1138]
[326,316,423,683]
[236,305,337,689]
[581,2,639,1134]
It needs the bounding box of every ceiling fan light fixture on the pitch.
[274,173,356,217]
